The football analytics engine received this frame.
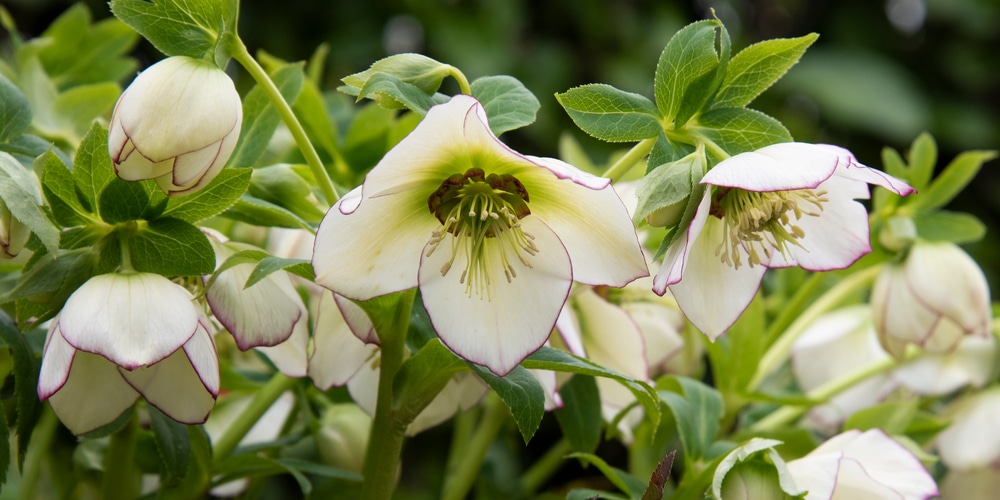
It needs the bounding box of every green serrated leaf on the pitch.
[0,310,42,469]
[0,248,97,306]
[148,405,190,484]
[911,150,997,213]
[129,218,215,276]
[522,347,660,430]
[470,75,540,136]
[713,34,818,109]
[633,150,702,226]
[553,374,602,454]
[245,256,315,289]
[158,425,211,496]
[0,152,60,255]
[110,0,234,59]
[470,364,545,444]
[229,63,304,170]
[646,131,695,173]
[223,194,314,229]
[38,150,89,225]
[654,19,724,125]
[556,84,662,143]
[356,72,439,114]
[659,376,724,464]
[694,107,792,157]
[0,73,31,143]
[914,210,986,244]
[74,122,116,216]
[392,339,467,424]
[98,177,153,223]
[342,53,452,96]
[160,168,251,223]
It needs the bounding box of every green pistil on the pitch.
[426,168,536,299]
[714,187,828,269]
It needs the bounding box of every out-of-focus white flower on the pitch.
[893,333,995,395]
[312,95,646,376]
[108,56,242,197]
[316,403,372,474]
[654,143,914,339]
[872,240,991,358]
[934,387,1000,470]
[786,429,938,499]
[37,272,219,434]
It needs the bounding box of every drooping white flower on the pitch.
[786,429,938,500]
[312,95,647,375]
[108,56,242,197]
[872,240,991,358]
[934,387,1000,470]
[37,273,219,434]
[654,143,914,339]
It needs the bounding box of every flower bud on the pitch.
[0,198,30,259]
[872,240,991,358]
[316,403,371,474]
[108,56,242,197]
[718,461,789,500]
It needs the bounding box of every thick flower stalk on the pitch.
[37,272,219,434]
[108,56,243,197]
[786,429,938,499]
[312,95,647,375]
[654,143,915,339]
[872,240,991,358]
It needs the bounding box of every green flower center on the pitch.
[426,168,536,299]
[712,187,828,269]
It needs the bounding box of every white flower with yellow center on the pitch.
[654,143,915,339]
[312,95,647,376]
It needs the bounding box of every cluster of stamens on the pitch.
[426,168,536,299]
[711,187,828,269]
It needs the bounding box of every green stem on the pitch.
[18,407,59,500]
[101,412,139,500]
[443,405,477,483]
[446,65,473,95]
[360,291,417,500]
[441,394,508,500]
[227,35,339,205]
[750,348,920,432]
[520,438,572,495]
[213,373,297,461]
[763,272,825,344]
[748,265,882,391]
[601,138,656,182]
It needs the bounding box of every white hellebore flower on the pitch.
[786,429,938,499]
[872,240,991,358]
[934,387,1000,471]
[108,56,242,197]
[37,272,219,434]
[312,95,647,376]
[654,143,914,339]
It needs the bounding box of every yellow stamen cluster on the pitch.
[714,188,828,269]
[426,169,536,299]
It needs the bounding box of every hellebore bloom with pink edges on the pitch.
[654,143,914,338]
[312,95,647,376]
[37,272,219,434]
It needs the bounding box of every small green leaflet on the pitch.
[110,0,235,60]
[556,84,662,142]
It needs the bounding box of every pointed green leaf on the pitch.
[712,34,818,109]
[0,310,42,469]
[553,374,603,454]
[341,53,452,96]
[556,84,662,142]
[914,210,986,244]
[129,218,215,276]
[911,150,997,213]
[110,0,235,59]
[0,152,59,255]
[223,194,314,229]
[355,72,439,114]
[229,63,304,170]
[98,177,153,223]
[658,376,724,464]
[148,406,191,485]
[567,452,647,498]
[160,168,252,223]
[0,248,97,305]
[654,19,725,125]
[907,132,937,192]
[245,256,314,288]
[470,364,545,443]
[471,75,540,135]
[0,74,31,143]
[633,150,702,226]
[39,150,90,225]
[694,107,791,157]
[843,399,919,435]
[73,122,116,216]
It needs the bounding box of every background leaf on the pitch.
[556,84,662,142]
[110,0,234,59]
[712,34,818,109]
[471,75,540,135]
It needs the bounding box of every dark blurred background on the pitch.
[4,0,1000,278]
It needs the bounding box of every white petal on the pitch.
[525,156,647,287]
[112,139,175,181]
[183,319,221,396]
[787,451,842,500]
[702,143,842,192]
[313,185,438,301]
[59,273,199,368]
[620,301,685,369]
[346,356,379,417]
[47,351,139,435]
[419,216,572,376]
[832,154,915,197]
[667,215,766,340]
[334,293,378,345]
[309,292,380,390]
[38,320,75,400]
[904,242,991,337]
[573,289,648,411]
[832,429,938,500]
[120,341,218,425]
[653,190,712,294]
[408,373,487,435]
[895,334,995,395]
[555,304,587,357]
[935,388,1000,469]
[872,265,939,357]
[207,260,304,350]
[256,309,310,378]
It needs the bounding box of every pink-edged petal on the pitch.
[419,217,572,376]
[170,140,224,187]
[183,318,221,396]
[408,373,487,435]
[936,388,1000,469]
[312,184,438,301]
[555,304,587,357]
[206,260,304,350]
[308,292,380,390]
[59,273,198,369]
[833,156,915,196]
[653,190,712,293]
[525,156,647,287]
[667,215,767,339]
[702,143,843,192]
[38,320,75,400]
[47,351,139,435]
[621,301,685,369]
[573,288,648,410]
[786,451,842,500]
[256,309,309,378]
[120,343,217,425]
[832,429,938,499]
[334,293,378,345]
[895,333,996,396]
[872,265,939,357]
[904,241,991,337]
